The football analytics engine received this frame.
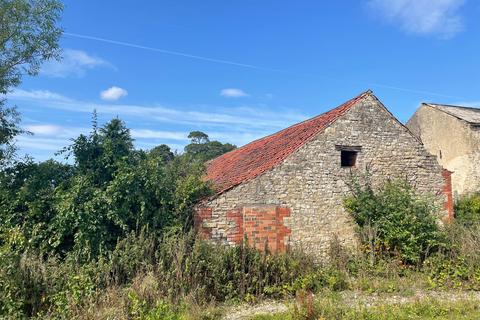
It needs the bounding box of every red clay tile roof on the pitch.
[205,91,371,194]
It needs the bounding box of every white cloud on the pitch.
[41,49,114,78]
[8,89,72,102]
[130,129,187,140]
[220,88,249,98]
[368,0,466,38]
[100,86,128,101]
[25,124,62,135]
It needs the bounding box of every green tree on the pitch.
[0,0,63,165]
[0,159,73,253]
[149,144,175,162]
[184,131,236,162]
[61,117,134,185]
[188,131,209,144]
[0,105,24,167]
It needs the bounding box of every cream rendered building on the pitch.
[407,103,480,197]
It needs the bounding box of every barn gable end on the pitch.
[197,91,452,259]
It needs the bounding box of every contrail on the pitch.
[64,32,465,100]
[64,32,281,72]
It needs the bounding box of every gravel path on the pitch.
[222,300,288,320]
[222,290,480,320]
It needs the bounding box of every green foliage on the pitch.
[344,176,443,264]
[184,131,236,162]
[149,144,175,162]
[423,221,480,290]
[1,118,212,261]
[0,103,26,167]
[0,0,63,94]
[0,159,73,253]
[454,192,480,226]
[0,232,318,318]
[0,0,63,165]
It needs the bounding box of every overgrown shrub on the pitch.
[0,232,321,318]
[424,221,480,290]
[344,176,443,264]
[455,192,480,226]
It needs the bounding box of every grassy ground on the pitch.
[250,297,480,320]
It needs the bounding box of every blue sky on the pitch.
[7,0,480,161]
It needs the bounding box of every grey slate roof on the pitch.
[424,103,480,125]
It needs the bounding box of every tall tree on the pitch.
[0,0,63,166]
[184,131,236,162]
[149,144,175,162]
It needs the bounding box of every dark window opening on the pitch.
[341,150,357,167]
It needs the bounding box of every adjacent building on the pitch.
[195,91,453,259]
[407,103,480,197]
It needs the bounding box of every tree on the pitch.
[0,159,73,254]
[61,117,134,185]
[188,131,209,144]
[1,0,63,94]
[150,144,175,162]
[0,0,63,166]
[184,131,236,162]
[0,104,24,167]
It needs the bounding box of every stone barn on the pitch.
[195,91,453,259]
[407,103,480,197]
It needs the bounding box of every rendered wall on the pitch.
[407,105,480,196]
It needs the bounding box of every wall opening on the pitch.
[341,150,357,167]
[336,145,362,168]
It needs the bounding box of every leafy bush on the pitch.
[344,176,443,264]
[455,192,480,226]
[423,221,480,290]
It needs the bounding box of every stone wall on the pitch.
[407,105,480,196]
[197,95,450,259]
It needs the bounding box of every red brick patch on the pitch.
[442,169,454,221]
[194,207,212,239]
[227,208,243,244]
[227,206,291,253]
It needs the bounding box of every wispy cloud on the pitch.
[25,124,63,135]
[9,88,309,159]
[100,86,128,101]
[8,89,72,102]
[453,101,480,107]
[9,89,305,131]
[16,136,71,152]
[220,88,250,98]
[368,0,466,38]
[41,49,114,78]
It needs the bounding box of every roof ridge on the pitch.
[424,102,480,110]
[423,102,480,125]
[205,90,372,194]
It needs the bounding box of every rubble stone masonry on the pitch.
[197,95,451,259]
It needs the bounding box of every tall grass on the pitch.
[3,225,480,319]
